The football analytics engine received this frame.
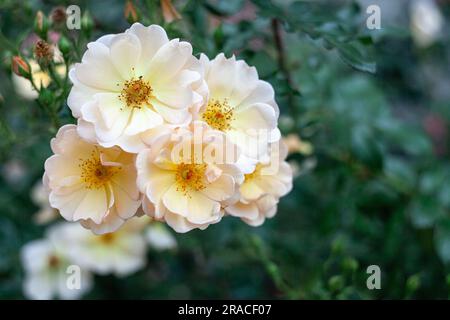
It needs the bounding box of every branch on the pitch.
[271,18,298,128]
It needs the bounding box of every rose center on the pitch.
[244,163,263,182]
[119,76,152,108]
[202,99,234,131]
[47,255,60,269]
[99,233,115,244]
[79,151,120,189]
[175,163,207,194]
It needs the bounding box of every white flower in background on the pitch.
[50,220,147,276]
[226,142,292,226]
[21,232,92,300]
[283,133,313,156]
[146,222,177,250]
[2,159,27,185]
[410,0,443,48]
[69,23,205,152]
[44,125,141,234]
[31,181,58,225]
[136,122,243,233]
[12,60,66,100]
[197,53,280,168]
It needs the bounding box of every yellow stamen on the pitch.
[175,163,207,195]
[244,163,263,182]
[98,233,115,244]
[119,76,152,109]
[79,150,121,189]
[47,255,60,269]
[202,98,234,131]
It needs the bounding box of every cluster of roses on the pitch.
[44,23,293,234]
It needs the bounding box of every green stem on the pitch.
[248,234,302,299]
[271,18,298,130]
[29,73,60,131]
[48,64,62,88]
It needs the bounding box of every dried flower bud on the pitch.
[50,6,67,27]
[11,56,30,79]
[34,40,54,66]
[161,0,181,23]
[34,11,49,38]
[124,1,139,24]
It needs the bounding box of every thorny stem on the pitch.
[271,18,298,129]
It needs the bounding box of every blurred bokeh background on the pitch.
[1,0,450,299]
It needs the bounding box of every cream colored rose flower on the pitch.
[49,220,147,277]
[68,23,205,152]
[225,142,293,226]
[44,124,141,234]
[21,228,93,300]
[197,53,280,168]
[136,122,243,232]
[226,194,279,227]
[77,119,177,155]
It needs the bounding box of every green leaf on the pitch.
[409,197,444,229]
[254,0,376,73]
[383,156,416,193]
[335,40,376,74]
[434,218,450,264]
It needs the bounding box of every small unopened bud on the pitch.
[34,40,54,66]
[11,56,31,79]
[406,274,421,294]
[124,1,139,24]
[81,11,94,37]
[58,36,71,57]
[328,275,344,292]
[341,257,359,273]
[161,0,181,23]
[50,6,67,28]
[34,11,49,38]
[331,236,345,254]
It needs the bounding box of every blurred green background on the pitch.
[1,0,450,299]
